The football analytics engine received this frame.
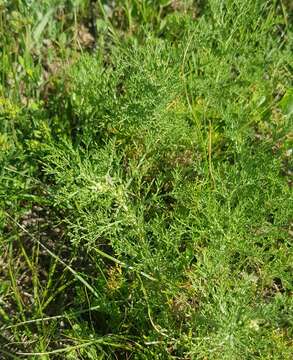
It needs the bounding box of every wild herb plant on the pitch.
[1,0,292,358]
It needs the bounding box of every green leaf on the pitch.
[33,8,54,43]
[279,88,293,116]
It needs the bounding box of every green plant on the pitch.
[1,0,292,359]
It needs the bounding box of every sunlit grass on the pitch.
[1,1,292,359]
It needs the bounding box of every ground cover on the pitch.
[0,1,292,358]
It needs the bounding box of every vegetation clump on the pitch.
[0,0,292,358]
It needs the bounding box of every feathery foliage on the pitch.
[1,0,292,358]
